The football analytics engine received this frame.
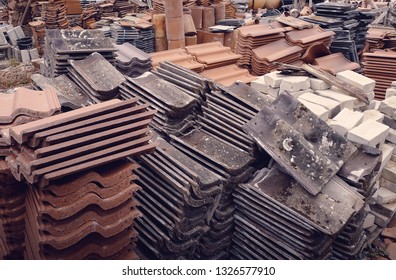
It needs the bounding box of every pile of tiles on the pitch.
[0,160,27,259]
[363,51,396,99]
[29,21,45,56]
[169,129,256,259]
[114,0,134,17]
[41,0,70,29]
[251,38,303,76]
[120,72,199,134]
[43,29,117,78]
[133,136,223,259]
[235,22,292,67]
[114,43,152,78]
[110,22,155,53]
[1,99,156,187]
[185,42,241,69]
[313,52,360,75]
[31,74,93,110]
[151,48,205,72]
[366,28,396,51]
[67,52,125,102]
[199,64,257,86]
[285,25,335,51]
[232,166,364,259]
[24,161,141,260]
[153,0,196,13]
[198,82,271,156]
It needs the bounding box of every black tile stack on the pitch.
[43,29,117,78]
[111,23,155,53]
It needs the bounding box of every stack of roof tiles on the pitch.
[67,52,125,102]
[285,25,335,51]
[114,0,134,17]
[114,43,152,78]
[363,51,396,99]
[111,22,155,53]
[313,52,360,75]
[0,88,61,156]
[151,48,205,72]
[251,38,303,76]
[232,166,364,259]
[41,0,70,29]
[44,29,117,78]
[235,23,292,67]
[153,0,196,13]
[133,136,223,259]
[24,161,141,260]
[1,99,156,187]
[200,64,257,87]
[185,42,241,69]
[366,28,396,51]
[0,160,27,259]
[170,129,256,259]
[120,72,199,135]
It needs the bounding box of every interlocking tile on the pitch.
[0,88,61,124]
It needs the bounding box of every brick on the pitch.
[279,76,310,92]
[372,210,391,227]
[29,48,39,60]
[14,26,25,39]
[363,109,384,123]
[386,128,396,144]
[263,71,283,88]
[297,98,329,121]
[316,89,356,110]
[379,96,396,119]
[21,50,30,63]
[251,78,279,98]
[363,213,376,229]
[386,88,396,99]
[380,177,396,193]
[347,120,389,147]
[368,100,381,110]
[310,78,330,90]
[336,70,376,93]
[375,187,396,205]
[380,143,395,173]
[298,92,340,118]
[382,160,396,183]
[392,81,396,88]
[286,89,314,99]
[329,108,364,137]
[7,29,18,46]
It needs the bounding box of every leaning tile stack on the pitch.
[0,160,27,260]
[1,99,156,187]
[235,23,291,67]
[169,129,256,259]
[114,43,152,78]
[363,51,396,100]
[119,72,199,135]
[43,29,117,78]
[24,161,141,260]
[31,74,93,110]
[251,39,303,76]
[41,0,70,29]
[133,136,223,259]
[67,52,125,102]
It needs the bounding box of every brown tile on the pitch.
[314,53,360,75]
[0,88,61,124]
